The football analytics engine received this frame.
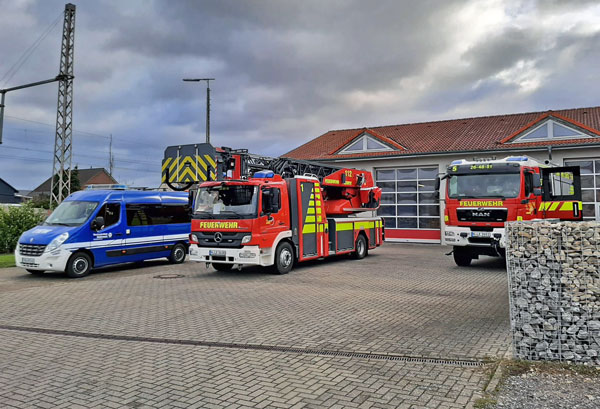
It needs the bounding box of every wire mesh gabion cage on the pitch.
[506,220,600,364]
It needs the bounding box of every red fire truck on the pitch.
[162,144,383,274]
[440,156,582,266]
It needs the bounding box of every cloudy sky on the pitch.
[1,0,600,190]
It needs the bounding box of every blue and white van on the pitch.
[15,189,190,278]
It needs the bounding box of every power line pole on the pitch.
[182,78,214,144]
[50,3,76,207]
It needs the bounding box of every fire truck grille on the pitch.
[456,208,507,222]
[194,232,246,249]
[18,244,46,257]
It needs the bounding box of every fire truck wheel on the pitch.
[66,252,92,278]
[168,244,187,264]
[353,234,368,260]
[212,263,233,272]
[453,247,472,267]
[273,241,294,274]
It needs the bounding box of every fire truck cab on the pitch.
[440,156,582,266]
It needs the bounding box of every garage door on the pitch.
[375,166,441,243]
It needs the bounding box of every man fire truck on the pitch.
[162,143,383,274]
[440,156,582,266]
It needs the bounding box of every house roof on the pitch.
[284,106,600,161]
[31,168,117,194]
[0,178,18,193]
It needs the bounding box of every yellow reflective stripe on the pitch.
[305,215,315,223]
[317,216,322,223]
[196,155,208,170]
[318,224,325,232]
[517,216,523,221]
[161,157,172,171]
[309,200,314,206]
[355,222,375,230]
[307,208,315,214]
[549,202,560,211]
[204,154,217,168]
[316,208,322,214]
[302,224,316,234]
[336,223,353,231]
[444,215,449,222]
[316,200,321,206]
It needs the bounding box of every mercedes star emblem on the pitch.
[214,232,223,243]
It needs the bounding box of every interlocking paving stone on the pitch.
[0,329,488,409]
[0,244,509,360]
[0,243,511,407]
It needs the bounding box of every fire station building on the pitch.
[285,106,600,243]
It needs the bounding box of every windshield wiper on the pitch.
[46,222,72,226]
[193,211,216,219]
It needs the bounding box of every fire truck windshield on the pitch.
[448,173,521,199]
[194,185,258,219]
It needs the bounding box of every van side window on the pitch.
[126,204,190,226]
[97,203,120,229]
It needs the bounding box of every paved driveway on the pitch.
[0,243,510,408]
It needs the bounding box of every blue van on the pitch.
[15,189,190,278]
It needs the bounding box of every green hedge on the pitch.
[0,204,46,253]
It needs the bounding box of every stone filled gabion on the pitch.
[506,220,600,364]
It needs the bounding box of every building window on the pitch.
[375,166,440,230]
[512,119,591,143]
[338,133,393,154]
[564,159,599,220]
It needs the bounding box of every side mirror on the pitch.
[270,188,280,213]
[533,187,542,196]
[188,190,195,215]
[532,173,541,189]
[91,216,104,231]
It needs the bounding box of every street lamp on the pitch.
[183,78,215,144]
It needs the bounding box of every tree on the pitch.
[51,166,81,203]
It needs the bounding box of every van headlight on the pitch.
[46,232,69,253]
[241,235,252,244]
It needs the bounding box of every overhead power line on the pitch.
[0,12,63,87]
[0,153,159,173]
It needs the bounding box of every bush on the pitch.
[0,204,46,253]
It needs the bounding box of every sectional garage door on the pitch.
[375,166,441,242]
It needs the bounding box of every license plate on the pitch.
[471,231,491,238]
[209,250,226,256]
[21,257,35,264]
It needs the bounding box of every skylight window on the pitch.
[513,119,591,143]
[338,133,393,154]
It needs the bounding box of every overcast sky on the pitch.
[1,0,599,190]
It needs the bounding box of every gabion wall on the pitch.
[506,220,600,364]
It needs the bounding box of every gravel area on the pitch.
[495,370,600,408]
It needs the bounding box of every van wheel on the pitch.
[213,263,232,272]
[26,269,45,275]
[169,244,187,264]
[272,241,294,275]
[66,252,92,278]
[353,234,368,259]
[453,247,472,267]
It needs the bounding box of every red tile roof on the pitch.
[285,106,600,160]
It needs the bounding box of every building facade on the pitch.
[285,107,600,243]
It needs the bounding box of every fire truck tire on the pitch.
[272,241,294,275]
[168,243,187,264]
[212,263,233,272]
[66,252,92,278]
[453,247,472,267]
[353,234,368,260]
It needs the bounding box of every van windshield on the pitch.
[44,201,99,226]
[194,185,258,219]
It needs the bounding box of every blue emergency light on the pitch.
[254,171,275,178]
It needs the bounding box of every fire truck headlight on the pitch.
[444,231,455,237]
[190,234,199,243]
[241,235,252,244]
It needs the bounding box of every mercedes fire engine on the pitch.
[162,143,383,274]
[440,156,582,266]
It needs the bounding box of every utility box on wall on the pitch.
[506,220,600,364]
